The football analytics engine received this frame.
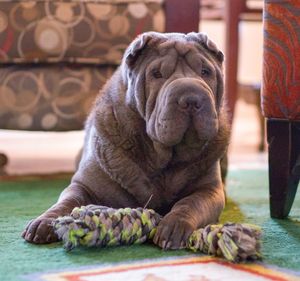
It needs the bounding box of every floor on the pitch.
[0,100,267,175]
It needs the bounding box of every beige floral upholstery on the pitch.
[0,0,165,130]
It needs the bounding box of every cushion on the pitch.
[0,64,116,130]
[0,0,165,65]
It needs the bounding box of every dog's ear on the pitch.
[124,32,156,68]
[187,32,224,63]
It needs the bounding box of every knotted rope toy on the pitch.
[53,205,262,263]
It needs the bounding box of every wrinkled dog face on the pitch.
[123,32,224,147]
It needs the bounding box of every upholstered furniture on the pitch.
[262,0,300,218]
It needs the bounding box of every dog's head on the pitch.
[122,32,224,147]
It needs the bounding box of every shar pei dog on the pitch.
[22,32,230,249]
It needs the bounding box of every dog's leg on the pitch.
[22,183,95,244]
[153,167,225,249]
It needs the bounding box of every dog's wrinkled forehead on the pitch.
[123,31,224,70]
[186,32,223,62]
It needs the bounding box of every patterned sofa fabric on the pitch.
[262,1,300,120]
[0,0,167,131]
[0,0,165,64]
[0,64,116,131]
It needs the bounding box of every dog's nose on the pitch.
[177,95,201,111]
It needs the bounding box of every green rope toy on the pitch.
[53,205,262,263]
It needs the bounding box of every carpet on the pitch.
[0,170,299,281]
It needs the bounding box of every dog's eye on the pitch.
[152,69,163,79]
[201,68,211,77]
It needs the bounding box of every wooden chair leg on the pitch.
[0,153,8,175]
[267,119,300,218]
[224,0,244,123]
[257,97,265,152]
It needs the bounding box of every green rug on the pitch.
[0,170,299,281]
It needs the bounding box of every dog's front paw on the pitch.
[22,216,58,244]
[153,213,194,250]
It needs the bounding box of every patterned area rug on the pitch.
[29,257,299,281]
[1,170,300,281]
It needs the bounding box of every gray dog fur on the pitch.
[22,32,230,249]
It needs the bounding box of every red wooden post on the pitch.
[224,0,245,123]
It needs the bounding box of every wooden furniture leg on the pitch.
[267,119,300,218]
[0,153,8,175]
[258,103,265,152]
[224,0,245,123]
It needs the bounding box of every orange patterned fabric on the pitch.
[262,1,300,120]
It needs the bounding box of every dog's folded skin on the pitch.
[22,32,230,249]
